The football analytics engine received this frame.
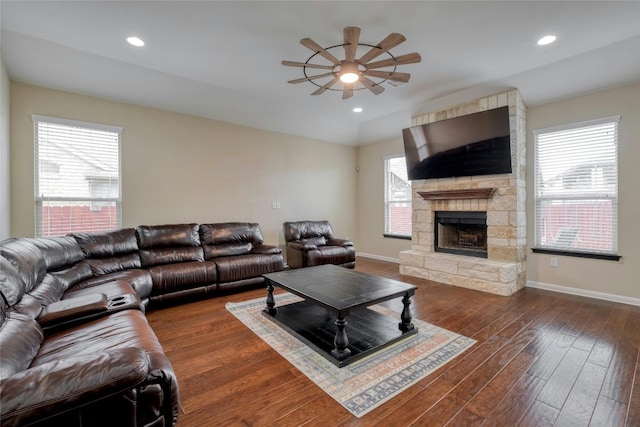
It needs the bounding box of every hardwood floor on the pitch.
[146,257,640,426]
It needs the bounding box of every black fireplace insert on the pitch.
[434,211,488,258]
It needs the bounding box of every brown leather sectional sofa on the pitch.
[0,222,284,427]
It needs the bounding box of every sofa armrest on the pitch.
[37,293,109,328]
[327,238,354,247]
[145,350,181,424]
[0,348,150,427]
[251,244,281,255]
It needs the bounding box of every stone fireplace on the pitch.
[399,90,526,296]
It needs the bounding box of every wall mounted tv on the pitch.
[402,105,512,180]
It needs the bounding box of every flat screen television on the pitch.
[402,106,512,180]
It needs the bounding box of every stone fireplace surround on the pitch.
[399,90,527,296]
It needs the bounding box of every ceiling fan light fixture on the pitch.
[338,62,361,83]
[282,26,421,98]
[340,72,360,83]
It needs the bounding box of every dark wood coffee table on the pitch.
[262,264,418,367]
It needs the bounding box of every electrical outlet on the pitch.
[276,202,281,209]
[272,202,277,209]
[550,257,558,267]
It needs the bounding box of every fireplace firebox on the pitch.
[435,211,487,258]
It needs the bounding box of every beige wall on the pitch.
[9,82,357,251]
[356,137,411,261]
[526,83,640,299]
[8,80,639,300]
[0,56,10,240]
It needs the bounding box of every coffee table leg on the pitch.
[331,313,352,360]
[399,293,415,332]
[264,281,277,316]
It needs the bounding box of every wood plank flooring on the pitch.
[146,257,640,426]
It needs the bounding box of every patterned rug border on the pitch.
[226,293,475,418]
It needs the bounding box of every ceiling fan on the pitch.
[282,26,421,99]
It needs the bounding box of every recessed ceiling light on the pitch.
[127,36,145,47]
[537,35,557,46]
[353,107,363,113]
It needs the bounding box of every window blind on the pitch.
[33,115,122,237]
[534,116,619,255]
[384,155,412,237]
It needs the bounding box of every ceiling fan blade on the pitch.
[363,70,411,82]
[300,38,341,64]
[342,83,354,99]
[282,60,335,70]
[360,77,385,95]
[288,72,335,84]
[365,52,422,70]
[343,26,361,62]
[358,33,406,64]
[311,77,340,95]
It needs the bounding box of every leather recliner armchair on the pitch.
[283,220,355,269]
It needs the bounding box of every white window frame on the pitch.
[533,116,619,260]
[384,154,412,239]
[33,114,122,237]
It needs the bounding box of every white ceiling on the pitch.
[1,1,639,146]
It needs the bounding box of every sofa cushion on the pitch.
[30,237,85,272]
[251,244,282,255]
[140,246,204,267]
[72,229,143,279]
[0,238,46,293]
[200,222,266,260]
[199,222,264,245]
[49,261,93,291]
[86,253,142,275]
[27,261,93,308]
[64,280,137,301]
[307,245,356,267]
[204,242,253,259]
[0,347,151,427]
[0,256,28,307]
[0,309,44,380]
[137,224,203,268]
[148,261,217,296]
[72,228,139,258]
[136,224,200,249]
[327,238,354,247]
[27,274,64,307]
[299,236,327,248]
[69,269,153,301]
[32,310,164,367]
[215,254,283,283]
[283,220,335,242]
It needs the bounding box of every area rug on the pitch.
[226,293,475,418]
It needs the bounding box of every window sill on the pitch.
[383,234,411,241]
[531,248,621,261]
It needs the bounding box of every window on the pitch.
[533,116,619,259]
[33,115,122,237]
[384,155,412,238]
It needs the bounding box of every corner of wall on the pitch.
[0,55,11,240]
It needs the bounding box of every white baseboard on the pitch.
[357,252,400,264]
[527,280,640,307]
